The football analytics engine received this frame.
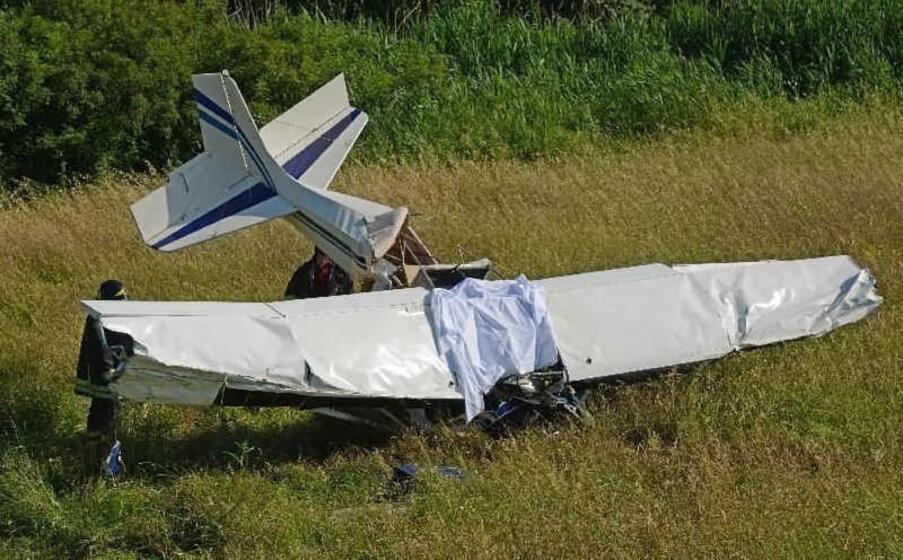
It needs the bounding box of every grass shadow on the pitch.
[0,358,83,455]
[118,408,397,477]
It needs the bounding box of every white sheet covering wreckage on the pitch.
[83,255,880,411]
[431,276,560,420]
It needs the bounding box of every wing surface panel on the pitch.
[83,256,880,406]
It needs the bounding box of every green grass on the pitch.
[0,104,901,557]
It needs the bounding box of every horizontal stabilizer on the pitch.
[260,74,369,190]
[132,179,296,252]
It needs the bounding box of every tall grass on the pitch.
[1,0,901,186]
[0,106,900,557]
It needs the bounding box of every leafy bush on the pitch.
[0,0,900,187]
[665,0,902,96]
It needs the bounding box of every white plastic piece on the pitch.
[372,259,397,291]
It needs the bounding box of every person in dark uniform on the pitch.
[75,279,133,442]
[285,247,353,299]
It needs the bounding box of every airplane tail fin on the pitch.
[131,72,294,252]
[131,72,405,277]
[259,74,368,189]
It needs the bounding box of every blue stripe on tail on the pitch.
[152,182,276,250]
[194,89,275,191]
[283,109,362,180]
[194,87,361,185]
[172,89,366,259]
[197,110,238,140]
[194,89,235,124]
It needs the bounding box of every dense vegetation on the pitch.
[1,0,901,186]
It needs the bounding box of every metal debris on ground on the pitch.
[384,463,467,500]
[473,370,592,437]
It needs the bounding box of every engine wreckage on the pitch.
[77,72,882,431]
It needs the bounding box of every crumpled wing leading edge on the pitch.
[82,256,880,407]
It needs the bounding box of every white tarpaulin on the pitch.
[429,275,559,420]
[82,255,881,410]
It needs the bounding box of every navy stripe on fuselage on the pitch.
[292,211,367,267]
[283,108,362,180]
[152,182,277,250]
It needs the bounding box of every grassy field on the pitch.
[0,105,901,557]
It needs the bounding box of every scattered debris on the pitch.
[435,466,465,479]
[474,371,591,437]
[384,463,467,500]
[103,440,123,478]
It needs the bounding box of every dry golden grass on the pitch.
[0,106,901,558]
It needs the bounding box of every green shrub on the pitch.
[666,0,901,95]
[0,0,900,187]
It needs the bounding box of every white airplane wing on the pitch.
[82,256,880,407]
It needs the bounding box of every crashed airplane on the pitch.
[78,72,882,429]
